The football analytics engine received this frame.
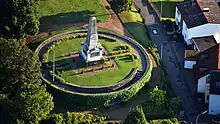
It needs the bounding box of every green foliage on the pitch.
[15,83,54,123]
[0,0,40,39]
[124,105,148,124]
[41,113,64,124]
[0,38,42,92]
[66,112,107,124]
[111,0,134,13]
[41,112,107,124]
[0,38,54,123]
[149,87,166,109]
[149,118,179,124]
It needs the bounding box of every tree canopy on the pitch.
[124,106,148,124]
[110,0,134,13]
[16,83,54,123]
[0,38,54,123]
[149,86,166,109]
[0,38,41,92]
[0,0,40,39]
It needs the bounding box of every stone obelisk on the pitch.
[80,17,104,66]
[86,17,99,50]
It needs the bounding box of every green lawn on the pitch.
[118,6,151,47]
[46,37,140,86]
[28,26,120,51]
[150,0,184,19]
[39,0,110,30]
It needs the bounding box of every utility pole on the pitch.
[53,50,55,82]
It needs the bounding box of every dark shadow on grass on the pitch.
[40,10,95,31]
[152,1,176,18]
[123,22,151,48]
[45,56,86,72]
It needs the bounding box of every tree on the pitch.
[168,97,180,115]
[111,0,134,13]
[0,0,40,39]
[0,38,41,92]
[124,106,148,124]
[41,114,64,124]
[149,86,166,109]
[15,83,54,123]
[0,38,54,123]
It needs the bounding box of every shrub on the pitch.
[41,113,64,124]
[124,105,148,124]
[133,54,138,59]
[66,112,107,124]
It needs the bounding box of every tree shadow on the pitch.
[123,22,151,48]
[44,56,86,72]
[40,10,96,31]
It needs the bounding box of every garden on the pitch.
[43,34,141,86]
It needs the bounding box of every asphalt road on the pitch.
[134,0,210,123]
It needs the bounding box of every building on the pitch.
[80,17,104,66]
[175,0,220,115]
[175,0,220,45]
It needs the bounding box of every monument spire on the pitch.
[86,17,98,50]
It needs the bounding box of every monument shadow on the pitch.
[40,10,97,31]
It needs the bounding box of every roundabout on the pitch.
[35,17,152,107]
[36,30,151,94]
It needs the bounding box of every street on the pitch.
[134,0,211,123]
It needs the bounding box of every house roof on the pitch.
[197,0,220,24]
[176,0,220,28]
[193,36,217,52]
[196,44,220,79]
[176,1,208,28]
[210,71,220,95]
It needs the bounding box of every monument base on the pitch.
[87,59,104,66]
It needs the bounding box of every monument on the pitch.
[80,17,104,66]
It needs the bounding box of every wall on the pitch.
[188,23,220,39]
[182,20,190,45]
[209,94,220,115]
[184,60,196,69]
[175,7,181,26]
[197,74,210,93]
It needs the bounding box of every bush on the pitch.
[41,114,64,124]
[149,118,179,124]
[66,112,107,124]
[124,105,148,124]
[133,54,138,59]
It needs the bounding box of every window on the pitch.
[216,82,220,87]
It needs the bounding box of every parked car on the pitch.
[152,29,158,35]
